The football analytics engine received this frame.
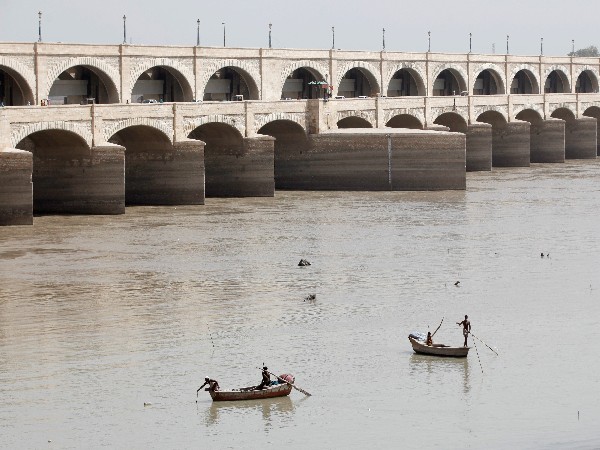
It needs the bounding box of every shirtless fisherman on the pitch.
[457,315,471,347]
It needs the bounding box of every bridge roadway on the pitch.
[2,43,600,225]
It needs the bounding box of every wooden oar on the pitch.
[259,368,312,397]
[431,317,444,338]
[470,332,499,356]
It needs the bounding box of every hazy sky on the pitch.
[1,0,599,57]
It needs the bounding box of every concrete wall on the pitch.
[205,135,274,197]
[565,117,597,159]
[466,123,492,171]
[33,144,125,215]
[0,149,32,225]
[490,121,531,167]
[530,119,565,163]
[278,129,465,191]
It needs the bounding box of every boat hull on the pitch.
[210,383,293,401]
[409,336,469,357]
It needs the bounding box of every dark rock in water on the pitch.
[298,259,311,266]
[304,294,316,302]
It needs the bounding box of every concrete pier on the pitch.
[466,123,492,171]
[0,149,33,225]
[565,118,597,160]
[488,121,531,167]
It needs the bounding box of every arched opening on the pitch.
[132,66,193,103]
[550,107,575,122]
[473,69,504,95]
[337,117,373,128]
[188,123,245,196]
[0,66,34,106]
[108,125,173,205]
[515,109,543,126]
[516,108,554,163]
[15,129,90,213]
[544,70,570,93]
[257,120,308,188]
[510,69,539,94]
[48,65,119,105]
[576,70,598,93]
[387,69,425,97]
[338,68,379,98]
[433,69,466,96]
[583,106,600,156]
[433,112,468,133]
[203,66,259,101]
[386,114,423,129]
[281,67,325,100]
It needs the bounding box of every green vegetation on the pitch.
[568,46,600,57]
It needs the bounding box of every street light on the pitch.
[38,11,42,43]
[331,26,335,50]
[540,37,543,56]
[506,35,509,54]
[469,32,472,53]
[222,22,226,47]
[269,23,272,49]
[123,15,127,45]
[572,39,575,55]
[382,28,385,51]
[196,19,200,46]
[428,31,431,52]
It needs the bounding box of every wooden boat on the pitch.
[209,374,295,402]
[408,335,469,358]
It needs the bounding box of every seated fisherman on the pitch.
[426,331,433,346]
[256,366,271,390]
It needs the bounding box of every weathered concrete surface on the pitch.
[204,135,274,197]
[466,123,492,171]
[565,117,597,159]
[125,139,205,205]
[490,121,531,167]
[0,149,33,225]
[530,119,565,163]
[32,144,125,215]
[276,129,465,191]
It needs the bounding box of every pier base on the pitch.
[0,149,33,225]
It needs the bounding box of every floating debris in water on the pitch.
[298,259,311,266]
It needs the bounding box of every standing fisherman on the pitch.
[457,315,471,347]
[255,366,271,390]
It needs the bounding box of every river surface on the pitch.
[1,161,600,449]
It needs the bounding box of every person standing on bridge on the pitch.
[456,315,471,347]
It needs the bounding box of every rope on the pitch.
[472,338,484,374]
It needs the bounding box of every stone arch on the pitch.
[548,104,576,119]
[200,59,261,100]
[336,110,375,128]
[0,58,35,105]
[383,108,425,127]
[474,106,508,123]
[385,63,426,96]
[337,116,373,128]
[508,65,540,94]
[130,58,194,102]
[515,108,544,125]
[543,66,571,93]
[433,112,468,133]
[335,61,381,96]
[103,117,173,144]
[11,121,92,148]
[472,64,506,95]
[254,112,306,134]
[45,57,121,103]
[431,64,468,95]
[575,67,599,93]
[183,114,246,138]
[202,65,260,101]
[512,103,544,119]
[279,60,329,98]
[386,114,423,129]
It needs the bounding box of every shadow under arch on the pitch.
[108,124,173,205]
[550,107,576,122]
[0,65,35,105]
[433,68,467,96]
[576,70,599,93]
[281,66,326,100]
[473,69,505,95]
[510,69,540,94]
[257,119,309,189]
[338,67,380,98]
[188,122,245,197]
[386,114,423,129]
[15,129,91,214]
[387,68,425,96]
[48,65,119,104]
[337,116,373,128]
[544,70,570,93]
[131,65,193,103]
[203,66,260,101]
[433,112,468,133]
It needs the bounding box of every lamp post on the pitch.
[469,32,472,53]
[196,19,200,46]
[331,26,335,50]
[382,28,385,51]
[540,37,543,56]
[428,31,431,52]
[222,22,226,47]
[506,35,509,54]
[38,11,42,43]
[572,39,575,55]
[269,23,272,49]
[123,15,127,45]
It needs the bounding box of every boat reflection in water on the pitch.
[205,396,295,429]
[409,353,471,395]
